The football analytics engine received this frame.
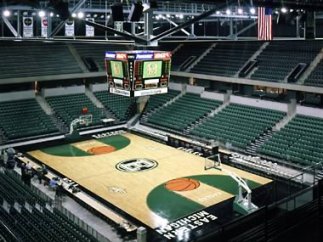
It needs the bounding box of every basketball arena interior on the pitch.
[0,0,323,242]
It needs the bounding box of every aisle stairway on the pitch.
[246,129,274,155]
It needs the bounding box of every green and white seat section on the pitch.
[0,98,59,141]
[145,92,222,132]
[258,115,323,166]
[190,104,285,149]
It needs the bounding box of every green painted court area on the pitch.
[41,135,130,157]
[147,174,261,221]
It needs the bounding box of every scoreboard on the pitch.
[105,50,171,97]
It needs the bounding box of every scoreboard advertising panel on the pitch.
[105,51,171,97]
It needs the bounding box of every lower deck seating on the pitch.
[0,219,16,241]
[0,171,48,206]
[146,93,222,132]
[46,93,104,127]
[190,104,285,149]
[0,98,59,141]
[0,171,96,242]
[304,60,323,87]
[94,91,136,121]
[258,115,323,166]
[144,89,180,113]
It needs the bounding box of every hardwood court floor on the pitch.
[28,133,271,228]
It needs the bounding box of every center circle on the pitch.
[115,158,158,172]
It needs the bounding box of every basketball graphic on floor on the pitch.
[87,146,116,155]
[165,177,200,192]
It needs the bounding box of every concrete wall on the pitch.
[296,105,323,118]
[186,85,205,94]
[201,91,224,102]
[90,83,108,92]
[42,85,85,97]
[0,90,35,102]
[230,95,288,112]
[168,82,183,91]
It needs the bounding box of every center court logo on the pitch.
[116,158,158,172]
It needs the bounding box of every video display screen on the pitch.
[110,60,124,79]
[142,61,162,79]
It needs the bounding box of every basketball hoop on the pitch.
[67,114,93,135]
[80,107,91,126]
[79,114,93,126]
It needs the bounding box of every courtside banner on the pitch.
[85,18,95,37]
[65,20,75,37]
[23,17,33,38]
[41,17,48,37]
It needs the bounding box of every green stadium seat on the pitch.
[94,90,137,122]
[190,104,285,149]
[145,93,222,133]
[258,115,323,166]
[0,98,59,143]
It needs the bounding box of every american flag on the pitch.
[258,7,272,40]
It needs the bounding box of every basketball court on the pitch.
[27,132,271,230]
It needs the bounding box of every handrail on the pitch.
[0,219,19,241]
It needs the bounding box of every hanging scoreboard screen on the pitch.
[105,51,171,97]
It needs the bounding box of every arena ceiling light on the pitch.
[77,12,84,19]
[2,9,11,17]
[237,8,243,14]
[250,7,256,14]
[226,9,231,15]
[71,12,77,18]
[49,12,54,17]
[38,10,46,18]
[281,7,288,13]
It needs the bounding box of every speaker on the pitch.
[82,57,99,72]
[111,4,124,22]
[128,2,143,22]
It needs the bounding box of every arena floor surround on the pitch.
[27,132,271,232]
